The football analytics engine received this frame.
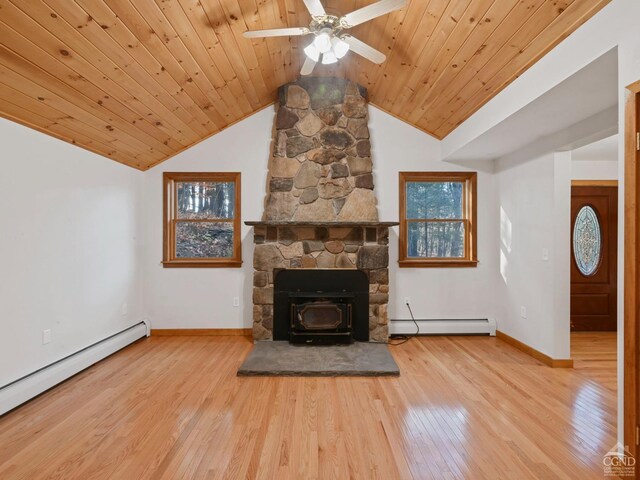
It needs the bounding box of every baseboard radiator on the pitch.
[389,318,496,336]
[0,320,149,416]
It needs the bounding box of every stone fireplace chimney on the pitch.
[247,77,396,343]
[264,77,378,222]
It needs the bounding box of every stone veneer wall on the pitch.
[252,225,390,342]
[251,77,390,343]
[264,77,378,222]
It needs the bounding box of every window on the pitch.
[399,171,477,267]
[573,205,602,276]
[163,172,241,268]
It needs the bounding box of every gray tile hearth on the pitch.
[237,341,400,377]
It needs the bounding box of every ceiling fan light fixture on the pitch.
[313,31,332,53]
[242,0,406,76]
[304,43,320,62]
[321,50,338,65]
[332,37,350,59]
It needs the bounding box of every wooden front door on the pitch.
[570,185,618,331]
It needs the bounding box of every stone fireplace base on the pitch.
[247,221,397,342]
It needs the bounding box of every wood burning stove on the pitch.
[290,293,353,344]
[274,269,369,344]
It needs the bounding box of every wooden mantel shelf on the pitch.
[245,221,399,227]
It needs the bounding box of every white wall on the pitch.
[553,153,572,359]
[571,134,618,180]
[141,108,273,329]
[495,152,571,359]
[370,108,498,323]
[572,159,619,180]
[441,0,640,442]
[141,106,499,330]
[0,118,144,387]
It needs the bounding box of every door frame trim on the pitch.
[624,80,640,461]
[571,180,618,187]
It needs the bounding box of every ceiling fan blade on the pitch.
[341,0,407,28]
[300,56,317,76]
[302,0,326,17]
[340,35,386,64]
[243,27,310,38]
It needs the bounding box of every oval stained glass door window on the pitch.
[573,206,602,276]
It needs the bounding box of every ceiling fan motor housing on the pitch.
[309,15,342,36]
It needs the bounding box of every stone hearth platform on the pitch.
[237,342,400,377]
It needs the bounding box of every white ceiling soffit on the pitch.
[571,133,618,161]
[443,48,618,166]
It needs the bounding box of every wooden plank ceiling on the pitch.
[0,0,611,170]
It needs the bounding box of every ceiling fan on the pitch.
[242,0,407,76]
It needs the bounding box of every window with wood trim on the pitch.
[163,172,241,268]
[399,171,478,267]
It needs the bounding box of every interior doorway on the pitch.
[570,183,618,331]
[568,137,620,393]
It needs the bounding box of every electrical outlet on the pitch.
[42,329,51,345]
[542,248,549,261]
[520,306,527,319]
[233,297,240,307]
[404,297,410,305]
[121,303,128,316]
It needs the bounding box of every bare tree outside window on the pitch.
[399,172,477,268]
[176,181,235,258]
[163,173,241,268]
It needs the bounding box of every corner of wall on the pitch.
[552,151,572,359]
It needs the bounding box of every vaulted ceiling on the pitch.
[0,0,610,170]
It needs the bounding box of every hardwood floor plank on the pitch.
[0,334,617,479]
[572,331,617,391]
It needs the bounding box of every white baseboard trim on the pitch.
[0,322,146,416]
[389,318,496,336]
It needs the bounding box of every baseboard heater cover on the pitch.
[389,318,496,336]
[0,320,149,416]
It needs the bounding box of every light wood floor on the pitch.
[0,334,617,479]
[571,331,617,392]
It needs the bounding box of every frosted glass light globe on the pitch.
[321,51,338,65]
[304,43,320,62]
[332,37,350,59]
[313,32,332,54]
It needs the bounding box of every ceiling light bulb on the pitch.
[332,37,350,59]
[322,51,338,65]
[304,43,320,62]
[313,32,332,54]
